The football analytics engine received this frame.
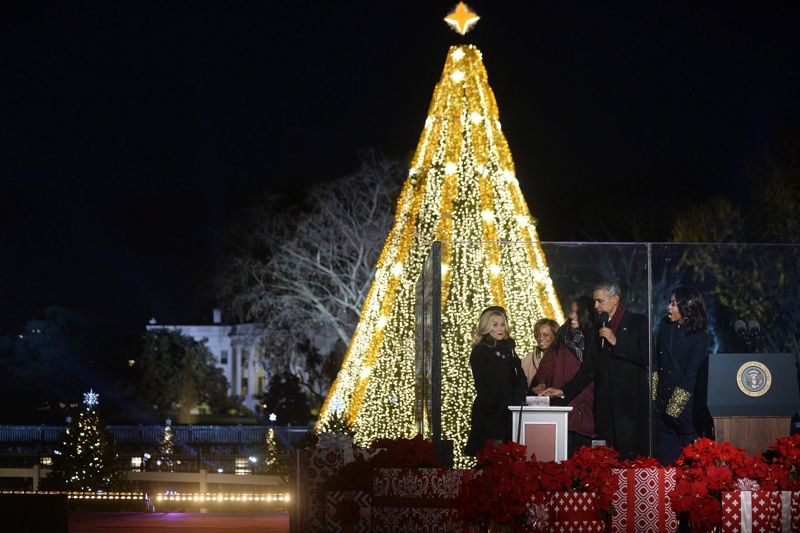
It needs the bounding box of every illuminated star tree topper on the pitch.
[444,2,480,35]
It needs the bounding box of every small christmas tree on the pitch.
[264,427,280,472]
[48,390,124,491]
[154,419,175,471]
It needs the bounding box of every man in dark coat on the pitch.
[542,281,651,459]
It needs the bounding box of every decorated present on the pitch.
[288,446,369,533]
[372,467,471,533]
[789,491,800,532]
[549,521,605,533]
[531,491,605,533]
[610,466,678,533]
[721,490,800,533]
[326,490,371,533]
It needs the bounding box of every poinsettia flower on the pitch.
[619,456,660,468]
[704,464,733,491]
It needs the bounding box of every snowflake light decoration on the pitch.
[83,389,99,407]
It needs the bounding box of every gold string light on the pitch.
[318,45,563,467]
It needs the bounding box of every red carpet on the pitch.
[68,512,290,532]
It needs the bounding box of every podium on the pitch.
[509,405,572,462]
[707,353,800,456]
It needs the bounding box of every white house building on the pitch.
[146,309,267,414]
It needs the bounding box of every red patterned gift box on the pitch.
[610,467,677,533]
[531,491,605,533]
[326,490,371,533]
[721,490,800,533]
[372,467,474,533]
[288,447,370,533]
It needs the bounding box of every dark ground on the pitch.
[67,512,290,533]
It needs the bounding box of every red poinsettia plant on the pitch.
[669,438,766,532]
[618,456,661,468]
[564,445,620,511]
[458,441,544,532]
[458,442,619,532]
[761,433,800,490]
[530,445,620,513]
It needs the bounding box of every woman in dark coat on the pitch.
[464,306,527,457]
[653,286,709,465]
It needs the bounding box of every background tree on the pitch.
[258,371,316,426]
[215,150,405,405]
[0,306,126,423]
[125,328,234,422]
[45,390,125,491]
[670,136,800,354]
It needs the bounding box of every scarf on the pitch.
[564,327,586,362]
[608,303,626,336]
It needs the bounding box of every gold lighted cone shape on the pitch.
[318,45,562,467]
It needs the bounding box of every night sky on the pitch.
[2,2,799,334]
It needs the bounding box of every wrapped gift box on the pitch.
[610,467,677,533]
[721,490,800,533]
[531,491,605,533]
[288,446,370,533]
[548,521,605,533]
[326,490,371,533]
[371,467,472,533]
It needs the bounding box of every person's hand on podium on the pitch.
[531,383,547,395]
[540,387,564,398]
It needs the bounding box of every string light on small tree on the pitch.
[47,389,123,491]
[157,419,174,471]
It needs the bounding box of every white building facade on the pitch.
[146,311,267,414]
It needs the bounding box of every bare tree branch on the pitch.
[215,150,405,400]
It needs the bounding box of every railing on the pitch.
[0,425,309,448]
[0,452,290,476]
[0,464,287,494]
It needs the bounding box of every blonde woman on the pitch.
[463,306,527,457]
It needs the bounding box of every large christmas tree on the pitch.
[318,7,563,465]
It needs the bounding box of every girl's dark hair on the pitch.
[554,295,598,348]
[672,286,708,333]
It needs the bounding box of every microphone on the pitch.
[598,312,610,348]
[747,320,761,344]
[734,319,751,350]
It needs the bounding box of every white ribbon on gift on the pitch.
[739,491,753,532]
[781,491,791,533]
[737,491,790,533]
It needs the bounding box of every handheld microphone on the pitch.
[598,312,610,348]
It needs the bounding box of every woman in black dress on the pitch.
[464,306,527,457]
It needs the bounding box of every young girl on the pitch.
[463,306,527,457]
[533,296,598,456]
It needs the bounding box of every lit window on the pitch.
[235,458,251,475]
